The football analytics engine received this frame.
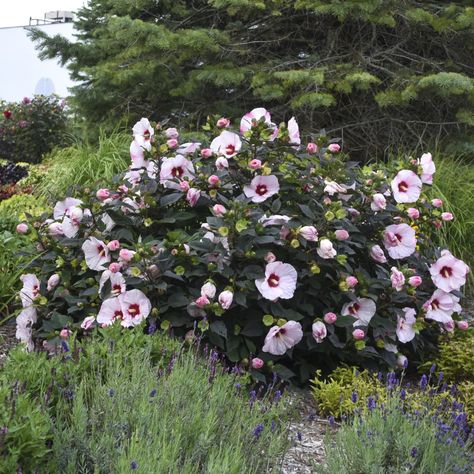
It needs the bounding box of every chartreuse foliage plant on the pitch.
[15,110,470,382]
[316,376,474,474]
[30,0,474,156]
[0,330,288,473]
[0,95,68,164]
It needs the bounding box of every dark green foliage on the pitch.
[29,1,474,156]
[0,96,69,164]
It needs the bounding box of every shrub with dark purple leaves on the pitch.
[0,161,28,187]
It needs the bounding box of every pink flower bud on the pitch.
[47,273,61,291]
[306,142,318,154]
[119,249,135,262]
[249,159,262,169]
[212,204,227,216]
[265,252,276,263]
[16,223,28,234]
[352,329,365,340]
[441,212,453,221]
[81,316,95,330]
[216,117,230,128]
[397,355,408,369]
[431,198,443,208]
[107,240,120,251]
[323,197,332,205]
[218,290,234,309]
[96,188,110,200]
[346,276,358,288]
[108,262,121,273]
[299,225,318,242]
[335,229,349,241]
[186,188,201,207]
[201,148,213,158]
[208,175,220,187]
[444,321,455,332]
[201,282,216,299]
[165,127,179,139]
[324,312,337,324]
[251,357,264,369]
[457,320,469,330]
[408,275,422,287]
[433,220,442,229]
[167,138,178,148]
[179,180,190,192]
[195,295,210,307]
[407,208,420,219]
[328,143,340,153]
[60,329,71,338]
[215,157,229,170]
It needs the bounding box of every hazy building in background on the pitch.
[0,12,76,101]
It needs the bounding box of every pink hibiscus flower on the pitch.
[418,152,435,185]
[312,321,327,343]
[262,321,303,355]
[159,155,195,186]
[130,140,148,168]
[341,297,376,326]
[383,224,416,259]
[240,107,273,133]
[244,175,280,203]
[53,197,83,220]
[429,250,469,292]
[423,289,461,324]
[119,289,152,327]
[391,170,422,203]
[20,274,40,308]
[132,118,154,151]
[210,131,242,158]
[96,297,124,327]
[82,237,111,271]
[99,270,126,295]
[396,307,417,343]
[255,261,297,300]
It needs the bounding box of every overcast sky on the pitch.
[0,1,86,28]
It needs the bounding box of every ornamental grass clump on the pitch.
[317,370,474,474]
[15,108,470,382]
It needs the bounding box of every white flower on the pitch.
[312,321,327,343]
[262,321,303,355]
[244,175,280,203]
[82,237,111,271]
[201,282,216,299]
[317,239,337,259]
[218,290,234,310]
[342,298,376,327]
[255,261,297,301]
[20,274,40,307]
[396,308,416,343]
[210,131,242,158]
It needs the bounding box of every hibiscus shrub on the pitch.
[16,109,470,382]
[0,95,68,164]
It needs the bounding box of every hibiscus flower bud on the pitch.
[3,110,12,119]
[441,212,454,221]
[215,157,229,170]
[328,143,340,153]
[317,239,337,259]
[444,321,455,332]
[201,282,217,299]
[208,175,220,187]
[346,276,358,288]
[457,320,469,331]
[249,159,262,169]
[407,208,420,219]
[265,252,276,263]
[186,188,201,207]
[195,295,210,307]
[334,229,349,241]
[165,127,179,139]
[299,225,318,242]
[107,240,120,251]
[16,223,28,234]
[251,357,264,369]
[306,142,318,154]
[60,329,71,338]
[352,329,365,340]
[312,321,327,343]
[81,316,96,330]
[370,245,387,263]
[218,290,233,309]
[201,148,213,158]
[119,249,135,262]
[96,188,110,200]
[47,273,61,291]
[108,262,121,273]
[167,138,178,148]
[408,275,422,287]
[397,354,408,369]
[431,198,443,208]
[324,312,337,324]
[216,117,230,128]
[212,204,227,216]
[179,180,190,192]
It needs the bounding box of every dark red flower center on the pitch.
[398,181,408,192]
[440,266,453,279]
[97,245,106,257]
[267,273,280,287]
[431,299,439,310]
[276,328,286,337]
[112,284,123,294]
[256,184,268,196]
[143,129,151,139]
[349,303,360,315]
[33,285,39,297]
[128,303,140,317]
[114,310,124,319]
[394,234,402,242]
[171,166,184,177]
[225,144,235,155]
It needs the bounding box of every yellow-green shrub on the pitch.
[0,194,47,232]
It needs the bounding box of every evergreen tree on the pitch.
[29,0,474,156]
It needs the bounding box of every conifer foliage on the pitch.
[29,1,474,156]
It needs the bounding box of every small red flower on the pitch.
[3,110,12,119]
